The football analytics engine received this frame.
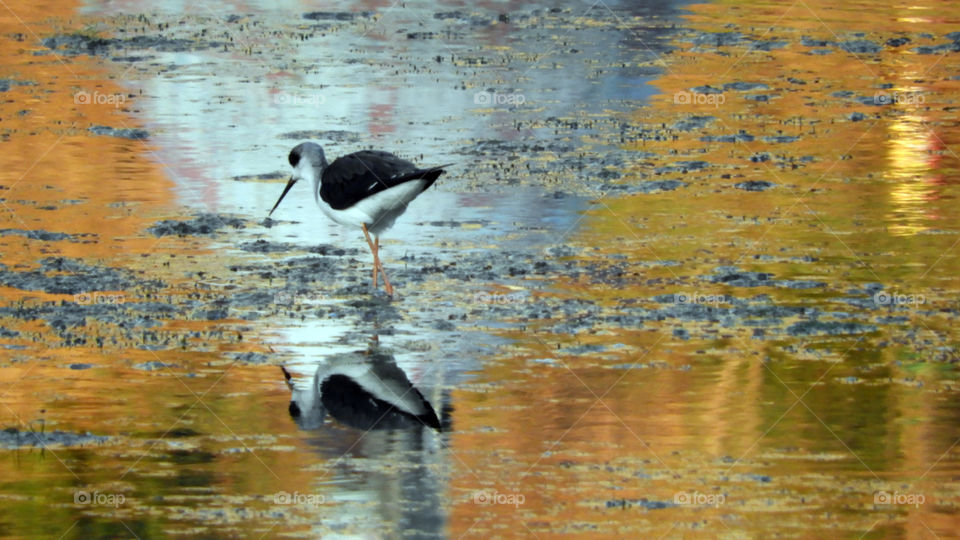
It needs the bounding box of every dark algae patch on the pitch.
[0,427,109,448]
[148,214,246,237]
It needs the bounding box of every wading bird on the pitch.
[269,142,450,296]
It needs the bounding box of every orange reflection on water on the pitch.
[447,1,960,538]
[0,4,322,538]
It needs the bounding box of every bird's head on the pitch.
[269,142,328,217]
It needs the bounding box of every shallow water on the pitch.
[0,0,959,538]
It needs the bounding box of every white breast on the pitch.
[315,179,428,236]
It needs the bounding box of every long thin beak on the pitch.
[269,177,297,217]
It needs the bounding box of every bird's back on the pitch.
[320,150,426,210]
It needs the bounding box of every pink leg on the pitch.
[374,236,393,296]
[361,224,392,295]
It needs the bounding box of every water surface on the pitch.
[0,0,958,538]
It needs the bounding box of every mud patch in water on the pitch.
[0,427,110,449]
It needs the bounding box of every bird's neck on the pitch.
[308,161,327,206]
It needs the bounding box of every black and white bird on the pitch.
[269,142,450,296]
[283,350,442,431]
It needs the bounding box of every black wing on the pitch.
[320,150,447,210]
[320,374,442,431]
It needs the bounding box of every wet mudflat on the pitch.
[0,0,959,538]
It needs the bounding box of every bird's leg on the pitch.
[361,224,380,289]
[375,235,394,296]
[372,234,379,287]
[370,238,378,289]
[362,225,393,296]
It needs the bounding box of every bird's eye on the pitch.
[288,150,300,168]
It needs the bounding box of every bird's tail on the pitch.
[404,164,453,191]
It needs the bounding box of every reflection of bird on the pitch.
[283,350,441,431]
[269,142,451,296]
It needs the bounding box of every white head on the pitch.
[268,142,329,217]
